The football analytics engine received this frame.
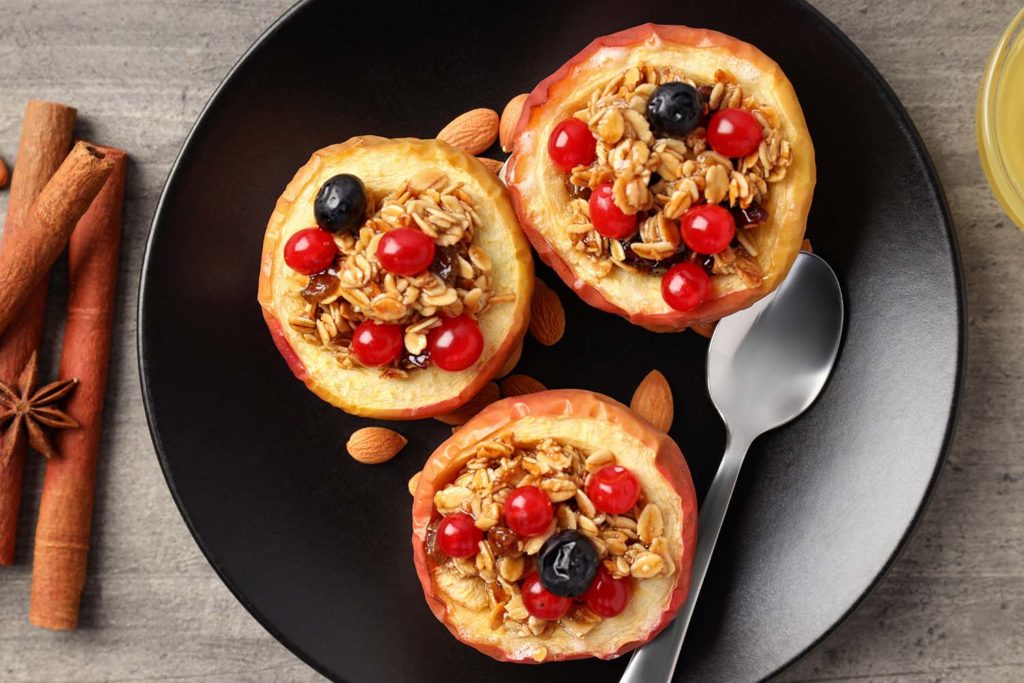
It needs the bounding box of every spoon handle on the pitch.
[619,429,753,683]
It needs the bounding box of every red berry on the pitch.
[521,573,573,620]
[377,227,436,276]
[350,321,404,366]
[548,118,597,172]
[586,464,641,515]
[707,108,763,158]
[661,262,711,312]
[437,512,482,558]
[583,566,631,617]
[283,228,337,275]
[504,486,553,537]
[680,204,736,255]
[589,183,637,239]
[427,315,484,371]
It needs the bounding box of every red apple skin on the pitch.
[257,136,533,420]
[506,23,815,332]
[411,389,698,662]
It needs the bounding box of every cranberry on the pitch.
[504,486,553,537]
[589,183,637,239]
[661,262,711,312]
[283,228,338,275]
[377,227,436,276]
[548,118,597,172]
[521,572,573,620]
[350,321,404,366]
[680,204,736,255]
[427,315,484,371]
[583,566,631,617]
[707,108,763,158]
[586,464,641,515]
[436,512,483,559]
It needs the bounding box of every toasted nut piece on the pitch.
[476,157,504,174]
[496,340,523,377]
[529,278,565,346]
[499,374,546,397]
[499,93,528,152]
[435,381,501,425]
[346,427,407,464]
[630,369,673,432]
[0,157,8,189]
[407,471,421,496]
[690,321,716,339]
[437,108,499,155]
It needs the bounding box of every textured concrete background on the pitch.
[0,1,1021,681]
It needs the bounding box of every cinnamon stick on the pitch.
[0,100,76,565]
[0,141,114,340]
[28,146,127,630]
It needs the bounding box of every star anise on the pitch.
[0,352,79,466]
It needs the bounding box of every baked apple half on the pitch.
[258,136,533,419]
[506,24,815,331]
[412,389,697,662]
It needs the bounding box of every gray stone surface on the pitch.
[0,1,1021,681]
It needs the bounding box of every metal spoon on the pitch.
[620,251,844,683]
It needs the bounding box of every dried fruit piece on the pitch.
[500,93,529,153]
[435,381,500,425]
[528,278,565,346]
[345,426,407,464]
[630,369,673,432]
[0,157,8,189]
[499,374,546,397]
[437,108,500,155]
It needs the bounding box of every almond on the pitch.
[499,93,528,153]
[346,426,407,464]
[500,374,546,398]
[437,108,499,155]
[529,278,565,346]
[801,238,813,253]
[0,157,8,189]
[496,340,523,377]
[476,157,504,174]
[630,370,673,432]
[690,321,716,339]
[435,381,500,425]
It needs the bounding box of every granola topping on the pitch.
[560,64,793,290]
[428,436,675,639]
[286,169,515,377]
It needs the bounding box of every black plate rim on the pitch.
[136,1,966,680]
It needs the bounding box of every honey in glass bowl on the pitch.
[978,8,1024,230]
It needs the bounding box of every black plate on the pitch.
[138,1,964,681]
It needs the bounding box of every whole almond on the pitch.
[346,427,407,464]
[436,381,501,426]
[438,108,499,155]
[408,471,421,496]
[529,278,565,346]
[630,370,673,432]
[500,374,546,398]
[497,340,523,378]
[801,238,813,253]
[690,321,716,339]
[0,157,8,189]
[499,93,528,153]
[476,157,504,174]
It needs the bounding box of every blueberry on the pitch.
[538,530,599,597]
[314,174,367,234]
[646,82,703,137]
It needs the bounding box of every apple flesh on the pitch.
[506,23,816,332]
[412,389,698,662]
[258,136,533,419]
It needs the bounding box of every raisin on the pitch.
[487,526,521,557]
[732,201,769,229]
[300,271,340,304]
[429,246,459,286]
